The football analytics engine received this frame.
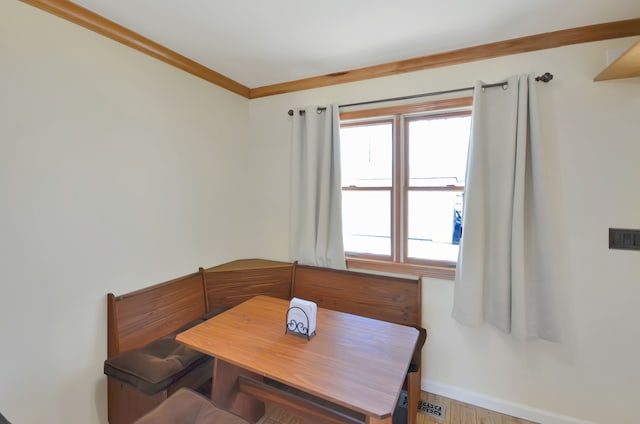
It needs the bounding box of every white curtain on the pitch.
[453,74,560,341]
[289,105,345,269]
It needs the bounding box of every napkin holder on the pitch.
[285,298,317,340]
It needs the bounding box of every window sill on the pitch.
[345,258,455,280]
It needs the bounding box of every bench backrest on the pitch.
[292,265,421,327]
[107,272,207,357]
[201,259,294,312]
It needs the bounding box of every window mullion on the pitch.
[401,114,410,264]
[394,114,405,263]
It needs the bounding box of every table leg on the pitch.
[211,358,266,423]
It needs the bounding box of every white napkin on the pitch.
[287,297,317,337]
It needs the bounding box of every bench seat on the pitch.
[105,335,211,395]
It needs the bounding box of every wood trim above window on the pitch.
[340,97,473,121]
[250,19,640,98]
[19,1,640,98]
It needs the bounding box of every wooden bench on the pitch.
[105,272,214,424]
[106,259,425,424]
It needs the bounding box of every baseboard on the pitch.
[422,379,595,424]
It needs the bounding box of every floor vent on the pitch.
[418,400,446,419]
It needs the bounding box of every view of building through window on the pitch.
[340,100,471,269]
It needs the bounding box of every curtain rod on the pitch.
[287,72,553,116]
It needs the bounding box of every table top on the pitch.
[176,295,418,419]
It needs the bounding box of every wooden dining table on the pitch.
[176,295,419,424]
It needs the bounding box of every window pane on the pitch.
[342,190,391,255]
[408,115,470,187]
[407,191,463,262]
[340,123,392,187]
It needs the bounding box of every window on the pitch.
[339,97,472,279]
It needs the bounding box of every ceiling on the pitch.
[69,0,640,89]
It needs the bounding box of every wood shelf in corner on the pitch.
[594,39,640,81]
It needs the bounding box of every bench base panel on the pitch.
[107,360,213,424]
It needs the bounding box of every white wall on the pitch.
[0,2,252,423]
[248,38,640,424]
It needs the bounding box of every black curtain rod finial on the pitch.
[288,107,326,116]
[535,72,553,82]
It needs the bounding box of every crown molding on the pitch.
[18,1,640,99]
[19,0,251,98]
[249,18,640,98]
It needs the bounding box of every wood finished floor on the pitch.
[256,390,538,424]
